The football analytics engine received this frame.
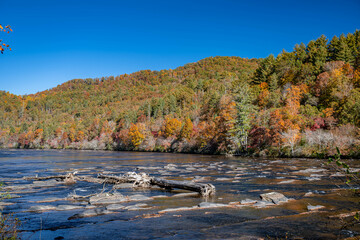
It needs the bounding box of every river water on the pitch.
[0,149,359,239]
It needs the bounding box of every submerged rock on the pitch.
[89,192,128,205]
[198,202,228,208]
[69,208,112,219]
[112,183,134,189]
[171,192,199,198]
[56,205,83,211]
[278,179,296,184]
[35,197,65,203]
[304,192,313,197]
[28,205,57,212]
[128,194,152,201]
[159,206,197,213]
[297,168,327,174]
[307,204,325,211]
[253,201,275,208]
[164,164,178,171]
[125,203,150,211]
[240,199,257,205]
[106,204,125,211]
[260,192,288,204]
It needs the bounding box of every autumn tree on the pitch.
[163,117,182,138]
[215,95,237,153]
[0,24,12,54]
[180,118,193,140]
[128,123,145,147]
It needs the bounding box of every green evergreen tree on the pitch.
[294,43,307,65]
[353,30,360,68]
[252,54,276,85]
[328,35,339,61]
[306,35,328,74]
[335,34,355,64]
[233,82,256,152]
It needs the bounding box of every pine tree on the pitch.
[306,35,328,74]
[328,35,339,61]
[252,54,276,85]
[233,82,255,152]
[335,34,355,64]
[353,30,360,68]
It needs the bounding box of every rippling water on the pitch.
[0,149,359,239]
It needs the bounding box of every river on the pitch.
[0,149,359,239]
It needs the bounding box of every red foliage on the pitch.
[311,117,325,131]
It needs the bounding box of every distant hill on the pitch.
[1,31,360,157]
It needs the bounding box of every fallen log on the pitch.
[24,172,103,184]
[97,173,136,184]
[24,175,68,181]
[98,172,215,197]
[24,172,77,183]
[24,171,216,197]
[150,178,215,197]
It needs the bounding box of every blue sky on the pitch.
[0,0,359,95]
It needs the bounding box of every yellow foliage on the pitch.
[164,118,182,138]
[69,128,76,142]
[128,123,145,147]
[180,118,193,140]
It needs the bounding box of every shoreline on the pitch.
[1,146,359,160]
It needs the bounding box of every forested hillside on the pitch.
[1,31,359,157]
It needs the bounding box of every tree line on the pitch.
[0,31,359,157]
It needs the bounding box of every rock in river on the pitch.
[28,205,57,212]
[307,204,325,211]
[240,199,257,205]
[260,192,288,204]
[69,208,113,219]
[89,192,128,205]
[106,204,125,211]
[198,202,228,208]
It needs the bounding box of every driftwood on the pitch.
[98,172,215,197]
[24,172,77,184]
[150,178,215,197]
[24,172,104,184]
[24,171,216,197]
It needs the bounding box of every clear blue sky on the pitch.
[0,0,359,95]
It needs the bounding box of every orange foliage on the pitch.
[197,120,216,148]
[34,129,43,139]
[55,127,62,138]
[354,68,360,87]
[76,130,85,142]
[214,96,237,152]
[258,82,269,107]
[0,24,12,54]
[322,108,334,118]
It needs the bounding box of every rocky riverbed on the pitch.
[0,149,359,239]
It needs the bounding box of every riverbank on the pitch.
[1,142,359,159]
